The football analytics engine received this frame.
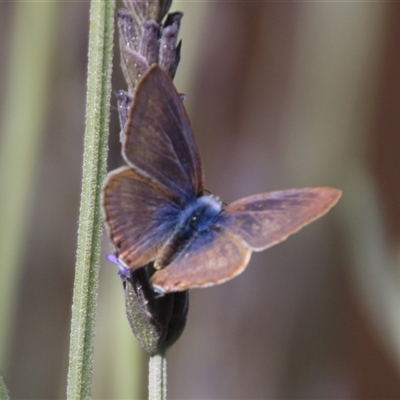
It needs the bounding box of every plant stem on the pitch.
[148,352,167,400]
[66,0,115,398]
[0,375,9,400]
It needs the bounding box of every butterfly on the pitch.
[102,65,341,294]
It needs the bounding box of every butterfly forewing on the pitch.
[220,187,341,251]
[102,166,182,270]
[123,65,203,201]
[151,226,251,293]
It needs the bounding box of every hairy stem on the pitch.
[66,0,115,397]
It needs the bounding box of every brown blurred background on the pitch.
[1,1,400,399]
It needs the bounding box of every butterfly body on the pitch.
[102,65,341,294]
[153,194,223,269]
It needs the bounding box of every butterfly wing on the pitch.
[123,65,203,201]
[151,227,251,293]
[102,166,182,270]
[220,187,341,251]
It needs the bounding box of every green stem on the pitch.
[148,352,167,400]
[0,376,9,400]
[66,0,115,398]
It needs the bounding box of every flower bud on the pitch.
[123,0,172,25]
[109,255,189,355]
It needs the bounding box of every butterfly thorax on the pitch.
[155,195,222,269]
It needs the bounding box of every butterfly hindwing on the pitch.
[102,166,182,270]
[122,65,203,201]
[151,226,251,293]
[220,187,341,251]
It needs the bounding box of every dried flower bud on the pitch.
[117,8,140,52]
[159,12,183,78]
[140,20,160,66]
[122,47,149,91]
[109,255,189,355]
[118,10,147,92]
[118,6,183,89]
[123,0,172,25]
[162,11,182,29]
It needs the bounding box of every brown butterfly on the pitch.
[102,65,341,294]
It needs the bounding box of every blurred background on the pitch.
[1,0,400,398]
